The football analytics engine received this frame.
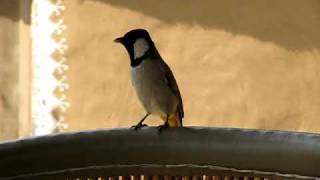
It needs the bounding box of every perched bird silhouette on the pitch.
[114,29,184,131]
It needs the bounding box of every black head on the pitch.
[114,28,153,47]
[114,29,156,67]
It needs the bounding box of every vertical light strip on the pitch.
[31,0,70,135]
[18,0,32,138]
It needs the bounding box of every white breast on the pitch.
[133,38,150,59]
[131,60,159,114]
[131,60,178,116]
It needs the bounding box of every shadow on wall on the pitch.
[0,0,30,24]
[83,0,320,51]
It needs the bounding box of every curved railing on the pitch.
[0,127,320,180]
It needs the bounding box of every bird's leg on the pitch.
[158,114,169,133]
[132,113,150,130]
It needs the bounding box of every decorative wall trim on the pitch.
[31,0,70,135]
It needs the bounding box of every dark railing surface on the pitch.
[0,127,320,180]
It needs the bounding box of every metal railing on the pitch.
[1,127,319,180]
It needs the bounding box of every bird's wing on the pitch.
[161,60,184,125]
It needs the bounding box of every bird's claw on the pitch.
[157,122,169,133]
[131,123,148,130]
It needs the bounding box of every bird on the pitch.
[114,28,184,131]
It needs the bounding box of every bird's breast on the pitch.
[131,60,159,103]
[130,60,177,115]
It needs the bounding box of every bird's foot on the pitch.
[158,122,169,133]
[131,123,148,130]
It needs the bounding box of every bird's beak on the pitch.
[114,37,123,43]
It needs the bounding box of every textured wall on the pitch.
[0,0,20,140]
[63,0,320,132]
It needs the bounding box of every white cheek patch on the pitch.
[133,38,150,59]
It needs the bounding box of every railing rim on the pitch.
[0,127,319,180]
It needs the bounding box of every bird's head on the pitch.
[114,29,155,62]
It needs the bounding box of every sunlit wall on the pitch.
[61,0,320,132]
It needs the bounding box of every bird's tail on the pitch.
[160,112,182,127]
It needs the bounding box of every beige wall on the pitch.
[0,0,31,140]
[0,0,20,140]
[63,0,320,132]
